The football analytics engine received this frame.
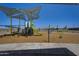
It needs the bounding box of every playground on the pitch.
[0,3,79,56]
[0,5,79,44]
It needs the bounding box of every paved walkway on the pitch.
[0,43,79,55]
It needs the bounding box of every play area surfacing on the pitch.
[0,31,79,44]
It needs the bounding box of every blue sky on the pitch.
[0,3,79,28]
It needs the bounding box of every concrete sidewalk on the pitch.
[0,43,79,55]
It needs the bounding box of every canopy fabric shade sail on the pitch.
[0,6,20,16]
[12,14,26,20]
[0,6,41,20]
[18,6,41,20]
[0,6,27,20]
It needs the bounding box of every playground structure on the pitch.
[0,6,41,36]
[0,4,79,44]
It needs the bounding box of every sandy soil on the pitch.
[0,31,79,44]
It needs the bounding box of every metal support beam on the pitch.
[29,18,33,28]
[19,16,21,29]
[10,16,12,34]
[24,20,26,28]
[17,16,21,33]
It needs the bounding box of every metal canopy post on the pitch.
[10,16,12,34]
[19,16,21,29]
[18,16,21,33]
[24,20,26,28]
[29,17,33,28]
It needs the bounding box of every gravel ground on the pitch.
[0,31,79,44]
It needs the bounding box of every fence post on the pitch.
[57,25,58,32]
[48,24,50,42]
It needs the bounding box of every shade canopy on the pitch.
[0,6,41,20]
[12,14,26,20]
[0,6,20,16]
[19,6,41,20]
